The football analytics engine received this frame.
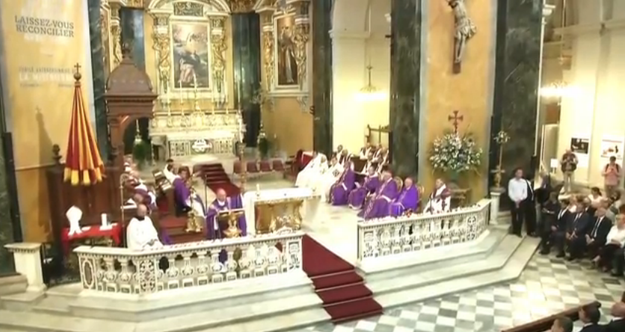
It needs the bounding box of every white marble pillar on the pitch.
[489,192,502,225]
[330,31,368,151]
[4,243,46,292]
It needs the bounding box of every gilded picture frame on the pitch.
[170,20,212,91]
[273,13,300,91]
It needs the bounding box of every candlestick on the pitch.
[178,80,183,105]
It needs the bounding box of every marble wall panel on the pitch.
[0,97,16,274]
[311,0,333,156]
[88,0,109,160]
[491,0,543,191]
[389,0,422,178]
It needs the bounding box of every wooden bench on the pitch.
[501,301,601,332]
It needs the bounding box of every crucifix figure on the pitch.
[448,0,476,74]
[448,110,463,133]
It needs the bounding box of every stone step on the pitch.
[69,272,314,322]
[192,308,330,332]
[1,292,45,312]
[0,275,27,297]
[134,293,323,332]
[373,236,540,309]
[357,228,508,282]
[0,309,136,332]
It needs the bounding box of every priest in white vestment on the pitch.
[424,179,452,213]
[162,158,177,183]
[295,153,327,188]
[320,157,345,199]
[127,204,163,251]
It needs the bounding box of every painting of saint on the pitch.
[275,15,298,87]
[171,22,210,89]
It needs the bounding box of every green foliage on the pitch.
[132,140,150,166]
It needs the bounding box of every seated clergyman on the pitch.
[295,152,328,189]
[348,165,380,209]
[424,178,451,213]
[206,188,247,239]
[359,143,373,160]
[127,204,162,251]
[162,158,177,183]
[172,168,205,217]
[359,166,399,219]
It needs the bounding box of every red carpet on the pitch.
[302,235,383,323]
[197,163,240,196]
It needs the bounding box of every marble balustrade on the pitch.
[74,232,304,295]
[356,199,491,262]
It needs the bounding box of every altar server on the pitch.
[348,166,380,209]
[205,188,247,239]
[172,168,206,217]
[162,158,177,183]
[390,177,419,217]
[295,153,327,189]
[424,178,451,213]
[360,167,399,220]
[127,204,162,251]
[320,157,344,199]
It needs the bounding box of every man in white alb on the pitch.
[508,168,528,237]
[295,152,328,188]
[162,158,177,183]
[127,204,162,251]
[424,178,451,213]
[320,156,345,199]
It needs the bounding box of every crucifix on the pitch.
[448,110,463,133]
[448,0,476,74]
[73,63,81,74]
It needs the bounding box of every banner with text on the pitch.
[1,0,91,169]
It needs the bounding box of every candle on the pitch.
[179,80,183,104]
[193,73,197,89]
[100,213,108,227]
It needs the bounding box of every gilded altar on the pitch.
[243,188,321,235]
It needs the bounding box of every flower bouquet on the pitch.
[429,131,483,186]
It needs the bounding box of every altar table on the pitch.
[243,188,321,235]
[61,223,122,254]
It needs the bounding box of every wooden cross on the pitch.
[448,110,463,133]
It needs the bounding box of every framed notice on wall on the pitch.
[600,135,624,160]
[570,135,590,167]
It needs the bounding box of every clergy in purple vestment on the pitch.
[330,162,356,205]
[389,177,419,217]
[205,189,247,239]
[359,167,399,220]
[348,166,380,210]
[172,169,206,217]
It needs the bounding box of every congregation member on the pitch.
[329,161,356,205]
[173,168,206,217]
[588,187,604,207]
[559,198,592,260]
[550,316,573,332]
[389,177,419,217]
[592,214,625,272]
[359,143,373,159]
[577,303,602,332]
[604,302,625,331]
[127,204,163,251]
[539,193,565,255]
[359,166,399,219]
[508,168,528,237]
[320,156,344,200]
[523,174,537,236]
[348,165,380,209]
[581,204,612,258]
[295,152,327,188]
[602,156,621,196]
[560,148,578,194]
[424,178,451,213]
[205,188,247,239]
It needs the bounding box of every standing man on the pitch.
[508,168,528,237]
[560,149,578,194]
[127,204,162,251]
[602,156,621,197]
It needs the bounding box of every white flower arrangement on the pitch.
[494,130,510,145]
[429,132,483,173]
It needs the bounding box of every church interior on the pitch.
[0,0,625,331]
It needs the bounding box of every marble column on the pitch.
[389,0,422,178]
[0,89,17,275]
[231,13,262,147]
[311,0,333,156]
[87,0,109,160]
[490,0,543,187]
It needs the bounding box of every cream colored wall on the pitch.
[556,3,625,186]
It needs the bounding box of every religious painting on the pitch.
[274,14,299,87]
[171,22,211,90]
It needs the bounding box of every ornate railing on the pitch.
[74,232,304,295]
[356,199,491,261]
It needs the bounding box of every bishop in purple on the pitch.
[205,189,247,240]
[348,166,380,210]
[172,168,206,217]
[329,163,356,205]
[390,177,419,217]
[359,167,399,220]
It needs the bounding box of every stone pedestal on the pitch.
[4,243,45,292]
[490,191,503,224]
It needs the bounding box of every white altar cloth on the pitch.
[243,188,321,235]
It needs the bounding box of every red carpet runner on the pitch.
[302,235,383,323]
[198,163,240,196]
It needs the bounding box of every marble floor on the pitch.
[297,253,625,332]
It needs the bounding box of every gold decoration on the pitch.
[210,17,227,94]
[221,210,244,238]
[255,199,305,234]
[125,0,144,8]
[262,29,274,90]
[109,4,122,66]
[151,13,172,91]
[229,0,255,13]
[185,190,203,233]
[100,6,111,78]
[173,2,204,17]
[292,24,309,89]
